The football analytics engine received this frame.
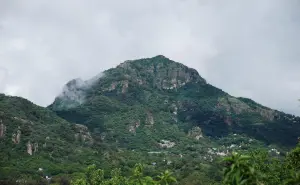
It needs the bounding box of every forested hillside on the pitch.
[1,55,300,184]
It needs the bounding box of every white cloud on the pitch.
[0,0,299,115]
[4,85,20,96]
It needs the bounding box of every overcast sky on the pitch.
[0,0,300,115]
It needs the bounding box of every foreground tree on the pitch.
[222,152,262,185]
[72,163,176,185]
[157,170,177,185]
[223,143,300,185]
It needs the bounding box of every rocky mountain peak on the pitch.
[51,56,208,110]
[113,55,207,90]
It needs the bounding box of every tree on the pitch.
[284,171,300,185]
[157,170,177,185]
[129,163,157,185]
[72,163,177,185]
[222,152,262,185]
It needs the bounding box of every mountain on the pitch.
[50,55,300,148]
[1,55,300,184]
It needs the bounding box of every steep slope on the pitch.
[0,94,97,180]
[50,55,300,150]
[2,55,300,184]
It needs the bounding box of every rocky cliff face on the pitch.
[12,127,21,144]
[74,124,93,145]
[188,126,203,140]
[116,55,206,90]
[217,96,277,121]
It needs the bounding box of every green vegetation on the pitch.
[222,144,300,185]
[1,55,300,184]
[72,163,176,185]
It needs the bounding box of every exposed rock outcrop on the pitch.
[13,117,33,125]
[158,140,176,148]
[0,120,6,138]
[145,111,154,125]
[109,82,118,91]
[217,97,251,114]
[122,80,129,93]
[105,80,129,93]
[128,120,140,134]
[128,125,136,133]
[188,126,203,140]
[12,127,21,144]
[26,141,38,155]
[34,142,38,153]
[217,96,276,122]
[27,141,33,155]
[224,116,233,126]
[171,103,178,115]
[257,107,275,121]
[42,137,50,148]
[74,124,93,144]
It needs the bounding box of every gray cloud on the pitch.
[0,0,300,115]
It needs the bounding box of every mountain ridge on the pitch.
[1,55,300,184]
[49,55,300,147]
